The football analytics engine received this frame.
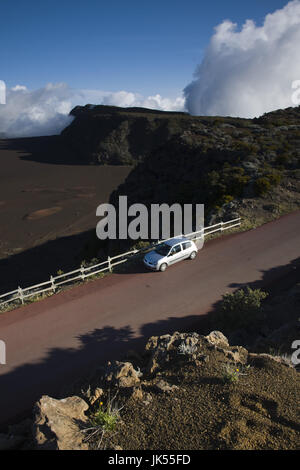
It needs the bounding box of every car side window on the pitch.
[182,241,192,250]
[168,244,182,256]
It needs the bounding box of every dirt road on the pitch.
[0,211,299,427]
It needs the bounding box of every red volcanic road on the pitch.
[0,211,300,427]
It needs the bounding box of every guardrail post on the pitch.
[50,275,55,292]
[108,256,112,273]
[18,286,24,304]
[220,221,224,232]
[80,266,85,280]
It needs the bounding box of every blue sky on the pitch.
[1,0,300,137]
[1,0,289,96]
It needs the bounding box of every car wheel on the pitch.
[189,251,197,260]
[159,263,168,272]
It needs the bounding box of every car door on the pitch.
[167,244,183,265]
[181,241,193,259]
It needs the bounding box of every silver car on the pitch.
[143,237,198,272]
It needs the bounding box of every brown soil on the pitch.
[0,136,131,292]
[90,339,300,450]
[23,206,62,220]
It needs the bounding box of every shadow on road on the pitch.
[1,256,299,431]
[228,256,300,295]
[0,311,210,431]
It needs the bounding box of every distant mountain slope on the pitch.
[61,104,190,165]
[62,104,300,170]
[63,105,300,258]
[105,105,300,220]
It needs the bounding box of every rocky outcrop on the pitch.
[104,360,143,388]
[33,395,89,450]
[205,330,229,347]
[5,329,299,450]
[144,331,250,373]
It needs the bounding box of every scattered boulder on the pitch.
[146,331,201,373]
[205,331,229,347]
[33,395,89,450]
[130,387,144,400]
[154,380,179,393]
[104,361,142,388]
[223,346,248,364]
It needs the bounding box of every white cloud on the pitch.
[3,1,298,137]
[11,85,28,91]
[184,0,300,118]
[0,83,185,138]
[0,83,74,138]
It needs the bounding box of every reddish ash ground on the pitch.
[0,210,299,428]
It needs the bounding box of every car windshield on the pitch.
[155,243,170,256]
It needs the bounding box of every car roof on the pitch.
[164,237,190,247]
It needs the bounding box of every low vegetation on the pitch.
[213,287,269,332]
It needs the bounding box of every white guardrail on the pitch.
[0,217,241,307]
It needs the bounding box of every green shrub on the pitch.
[90,398,121,431]
[225,167,250,196]
[222,364,240,383]
[205,166,250,207]
[214,287,268,331]
[222,363,251,383]
[254,171,282,196]
[91,406,118,431]
[220,194,234,205]
[133,240,151,251]
[254,177,272,195]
